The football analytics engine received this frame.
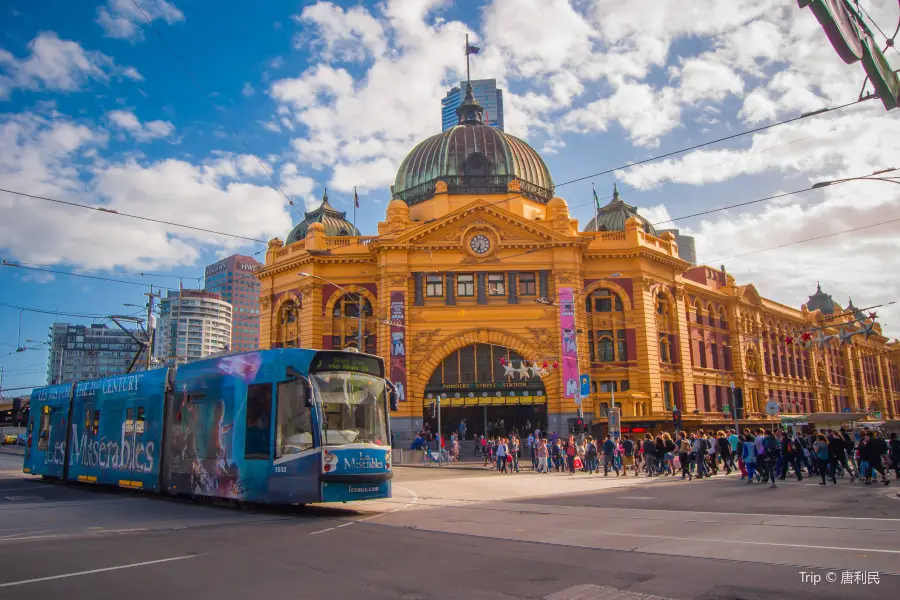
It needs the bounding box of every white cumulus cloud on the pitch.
[96,0,184,42]
[108,109,175,141]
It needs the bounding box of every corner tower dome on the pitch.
[584,185,658,236]
[285,190,360,244]
[392,83,554,206]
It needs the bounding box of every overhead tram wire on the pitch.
[703,216,900,264]
[0,260,195,282]
[129,0,304,218]
[0,96,877,259]
[571,104,900,213]
[0,189,268,244]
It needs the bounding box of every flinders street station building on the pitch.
[257,84,900,442]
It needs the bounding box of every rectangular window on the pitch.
[620,380,630,392]
[594,297,612,312]
[711,343,719,369]
[487,273,505,296]
[245,382,273,459]
[425,274,443,297]
[92,410,100,435]
[38,411,51,450]
[588,331,595,361]
[457,274,475,297]
[519,272,536,296]
[125,407,135,434]
[276,380,313,457]
[702,386,711,412]
[698,341,707,368]
[617,330,626,361]
[600,380,617,393]
[663,381,673,411]
[136,407,145,433]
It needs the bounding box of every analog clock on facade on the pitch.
[469,234,491,254]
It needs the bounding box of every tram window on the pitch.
[83,405,92,430]
[93,410,100,435]
[245,383,273,459]
[37,411,50,450]
[276,380,313,457]
[125,407,135,434]
[136,407,146,433]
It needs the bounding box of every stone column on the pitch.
[671,285,696,413]
[630,277,663,414]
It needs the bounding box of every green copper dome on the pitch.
[584,185,658,236]
[805,283,840,316]
[286,191,360,244]
[392,83,554,206]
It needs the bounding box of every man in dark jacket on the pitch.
[889,432,900,479]
[862,432,890,486]
[828,430,857,482]
[763,430,780,488]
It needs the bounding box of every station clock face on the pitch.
[469,234,491,254]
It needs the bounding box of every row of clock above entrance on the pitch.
[411,271,551,306]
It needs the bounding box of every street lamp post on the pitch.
[811,168,900,189]
[298,272,365,351]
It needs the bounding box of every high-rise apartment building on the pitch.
[155,290,233,366]
[46,323,146,385]
[442,79,504,131]
[204,254,262,352]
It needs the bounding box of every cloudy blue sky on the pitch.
[2,0,899,395]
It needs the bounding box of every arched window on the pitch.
[276,299,301,349]
[586,288,627,363]
[585,288,623,313]
[694,300,702,324]
[331,293,375,353]
[718,307,728,330]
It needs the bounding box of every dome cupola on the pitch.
[392,83,554,206]
[584,184,658,236]
[805,282,840,315]
[285,190,360,244]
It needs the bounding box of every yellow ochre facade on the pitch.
[257,84,900,442]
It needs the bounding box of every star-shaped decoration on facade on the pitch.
[869,311,878,320]
[837,325,857,346]
[812,331,835,349]
[858,320,877,341]
[502,362,517,379]
[516,362,530,379]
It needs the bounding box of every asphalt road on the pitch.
[1,453,898,599]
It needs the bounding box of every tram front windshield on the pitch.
[310,372,388,446]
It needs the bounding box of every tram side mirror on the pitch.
[286,367,314,407]
[386,381,400,412]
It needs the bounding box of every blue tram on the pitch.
[23,349,398,504]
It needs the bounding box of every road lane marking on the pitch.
[0,529,55,540]
[0,556,196,588]
[309,527,335,535]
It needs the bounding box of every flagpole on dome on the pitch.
[353,186,359,234]
[466,34,470,85]
[592,183,600,231]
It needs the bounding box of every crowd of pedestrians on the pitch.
[470,426,900,488]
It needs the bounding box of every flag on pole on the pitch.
[465,44,480,55]
[354,186,359,208]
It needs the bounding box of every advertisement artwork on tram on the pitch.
[67,369,168,490]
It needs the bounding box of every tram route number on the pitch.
[274,466,287,473]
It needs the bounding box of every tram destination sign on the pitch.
[311,351,384,377]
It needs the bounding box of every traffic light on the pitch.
[568,417,585,434]
[733,387,744,419]
[672,408,682,430]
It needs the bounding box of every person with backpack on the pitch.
[642,434,657,476]
[716,431,732,475]
[621,434,636,476]
[597,435,613,476]
[742,434,758,483]
[565,435,577,475]
[678,431,692,480]
[828,429,856,481]
[762,430,780,488]
[840,427,858,475]
[693,431,708,478]
[814,434,836,485]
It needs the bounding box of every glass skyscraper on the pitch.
[441,79,504,131]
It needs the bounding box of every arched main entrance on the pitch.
[423,343,547,439]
